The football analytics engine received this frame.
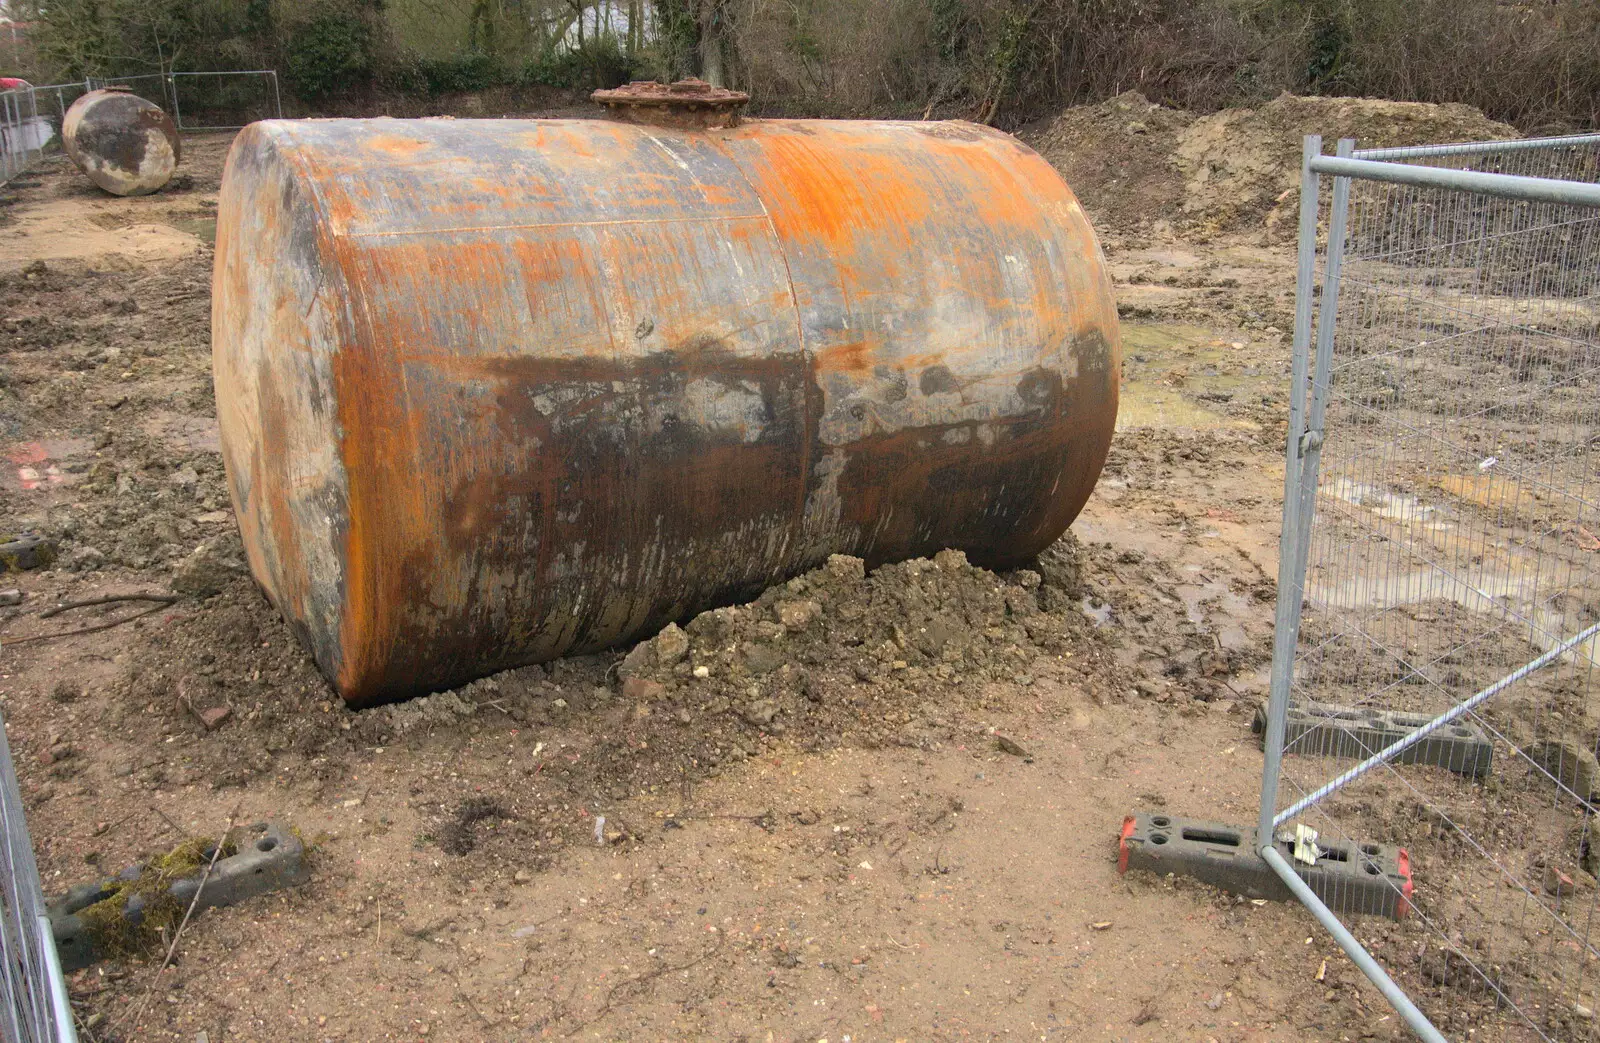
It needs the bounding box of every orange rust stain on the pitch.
[218,116,1120,705]
[364,134,433,158]
[814,340,875,374]
[326,235,434,699]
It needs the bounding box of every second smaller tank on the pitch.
[62,87,180,197]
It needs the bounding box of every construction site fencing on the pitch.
[0,704,76,1043]
[1258,131,1600,1041]
[0,84,51,183]
[0,70,280,183]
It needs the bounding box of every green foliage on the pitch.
[649,0,702,80]
[1303,4,1351,88]
[284,10,375,99]
[25,0,1600,131]
[521,35,634,89]
[418,50,505,93]
[32,0,270,80]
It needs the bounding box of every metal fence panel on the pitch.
[1,70,279,184]
[167,70,282,131]
[0,87,47,184]
[1263,134,1600,1041]
[0,705,76,1043]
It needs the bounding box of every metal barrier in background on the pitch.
[0,85,49,183]
[1,69,280,183]
[1260,132,1600,1040]
[0,706,76,1043]
[91,71,281,132]
[167,70,282,131]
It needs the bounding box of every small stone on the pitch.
[774,600,821,630]
[675,709,693,725]
[622,676,664,702]
[692,665,710,679]
[38,743,72,766]
[740,641,784,676]
[65,546,105,573]
[616,641,654,681]
[197,706,231,730]
[995,735,1032,759]
[171,534,246,597]
[1526,738,1599,801]
[513,870,533,884]
[169,465,200,490]
[0,588,22,606]
[1544,863,1591,895]
[824,554,866,582]
[1575,1002,1594,1020]
[552,698,568,709]
[654,622,690,664]
[741,698,780,727]
[177,674,226,722]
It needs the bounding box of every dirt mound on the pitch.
[613,545,1087,708]
[1022,91,1199,235]
[1027,91,1518,236]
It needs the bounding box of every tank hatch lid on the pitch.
[591,78,749,130]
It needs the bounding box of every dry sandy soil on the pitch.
[0,97,1558,1042]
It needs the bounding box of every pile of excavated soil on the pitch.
[1026,91,1518,237]
[45,533,1140,860]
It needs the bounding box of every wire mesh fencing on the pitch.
[0,86,49,183]
[167,71,282,131]
[90,71,282,131]
[0,70,279,184]
[0,705,76,1043]
[1259,133,1600,1041]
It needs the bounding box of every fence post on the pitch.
[1258,134,1323,844]
[168,75,184,132]
[1253,130,1600,1040]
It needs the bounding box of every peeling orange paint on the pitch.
[213,115,1120,706]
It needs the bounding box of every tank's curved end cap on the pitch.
[591,78,749,130]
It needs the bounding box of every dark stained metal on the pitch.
[212,114,1121,707]
[62,87,180,197]
[592,78,750,129]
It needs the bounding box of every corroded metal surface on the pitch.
[593,78,750,129]
[213,115,1121,706]
[62,87,180,196]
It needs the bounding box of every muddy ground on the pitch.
[0,100,1571,1042]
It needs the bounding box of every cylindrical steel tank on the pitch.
[62,86,180,196]
[213,83,1120,707]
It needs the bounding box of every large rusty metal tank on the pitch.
[62,86,180,196]
[213,81,1120,707]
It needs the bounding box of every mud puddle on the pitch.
[165,216,217,244]
[1118,322,1275,431]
